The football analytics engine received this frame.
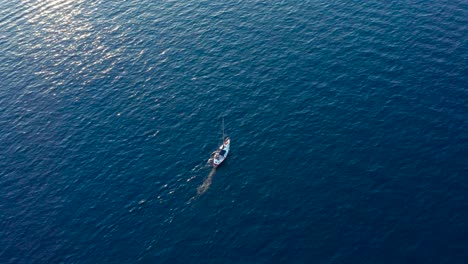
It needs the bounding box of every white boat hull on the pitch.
[213,137,230,168]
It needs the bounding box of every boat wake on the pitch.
[196,168,216,195]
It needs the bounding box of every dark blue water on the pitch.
[1,0,467,263]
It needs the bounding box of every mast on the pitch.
[222,117,225,140]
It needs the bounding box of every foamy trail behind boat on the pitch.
[197,168,216,195]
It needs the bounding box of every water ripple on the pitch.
[1,1,467,263]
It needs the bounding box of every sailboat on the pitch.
[212,118,230,168]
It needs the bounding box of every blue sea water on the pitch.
[1,0,467,263]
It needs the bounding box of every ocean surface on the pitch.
[1,0,467,263]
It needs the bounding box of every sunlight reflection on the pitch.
[18,0,122,92]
